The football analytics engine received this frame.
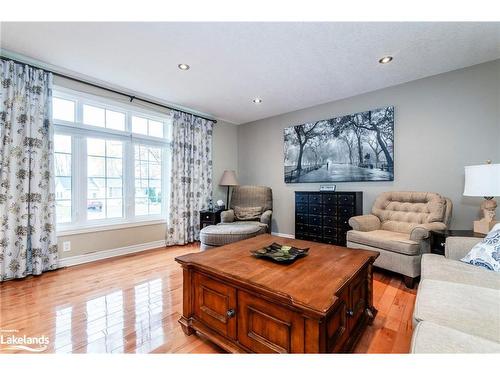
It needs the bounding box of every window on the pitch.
[52,88,170,232]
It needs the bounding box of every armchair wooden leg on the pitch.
[403,276,417,289]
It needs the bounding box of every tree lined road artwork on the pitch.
[297,163,392,182]
[284,106,394,183]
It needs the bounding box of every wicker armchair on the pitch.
[221,185,273,233]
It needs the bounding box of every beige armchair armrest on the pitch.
[348,215,381,232]
[409,222,447,241]
[221,209,235,223]
[445,237,483,261]
[260,210,272,232]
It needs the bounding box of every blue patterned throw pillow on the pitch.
[461,224,500,272]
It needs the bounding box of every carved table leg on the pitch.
[366,263,378,325]
[179,267,195,335]
[179,318,195,335]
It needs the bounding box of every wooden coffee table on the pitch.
[175,234,379,353]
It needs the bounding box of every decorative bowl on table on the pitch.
[250,242,309,264]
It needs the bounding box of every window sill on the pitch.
[57,219,166,236]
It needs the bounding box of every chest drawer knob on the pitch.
[226,309,236,318]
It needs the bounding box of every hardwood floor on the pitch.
[0,244,417,354]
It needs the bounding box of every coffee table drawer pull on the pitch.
[226,309,236,318]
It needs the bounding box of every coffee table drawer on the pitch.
[193,273,237,340]
[237,290,304,353]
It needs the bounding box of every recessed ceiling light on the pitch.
[178,63,190,70]
[378,56,393,64]
[253,98,262,104]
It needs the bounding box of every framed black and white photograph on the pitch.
[284,106,394,183]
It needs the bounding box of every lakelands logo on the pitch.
[0,329,49,352]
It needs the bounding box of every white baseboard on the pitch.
[271,231,295,239]
[58,239,166,268]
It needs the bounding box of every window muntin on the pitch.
[87,139,123,220]
[54,134,72,224]
[52,88,169,231]
[134,145,162,216]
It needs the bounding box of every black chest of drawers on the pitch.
[295,191,363,246]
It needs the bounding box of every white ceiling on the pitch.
[1,22,499,124]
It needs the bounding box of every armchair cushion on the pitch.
[347,229,420,256]
[372,192,448,234]
[234,206,263,221]
[348,215,381,232]
[230,186,272,212]
[409,222,447,241]
[221,209,235,223]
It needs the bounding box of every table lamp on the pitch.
[463,161,500,234]
[219,170,239,209]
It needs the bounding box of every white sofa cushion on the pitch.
[413,279,500,343]
[421,254,500,290]
[411,321,500,353]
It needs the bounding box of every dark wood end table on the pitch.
[199,209,223,228]
[430,229,485,256]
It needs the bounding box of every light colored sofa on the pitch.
[347,191,452,288]
[411,237,500,353]
[199,185,272,250]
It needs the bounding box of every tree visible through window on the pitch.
[135,145,162,216]
[54,134,72,223]
[87,138,123,220]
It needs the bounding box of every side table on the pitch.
[199,209,223,229]
[430,229,485,256]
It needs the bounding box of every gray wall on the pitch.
[213,121,239,203]
[237,60,500,235]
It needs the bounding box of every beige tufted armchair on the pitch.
[347,192,452,288]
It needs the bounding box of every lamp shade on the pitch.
[219,170,239,186]
[463,163,500,197]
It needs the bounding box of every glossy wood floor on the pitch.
[0,244,417,354]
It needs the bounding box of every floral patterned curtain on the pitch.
[0,60,58,281]
[166,111,214,245]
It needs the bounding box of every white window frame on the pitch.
[53,87,171,235]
